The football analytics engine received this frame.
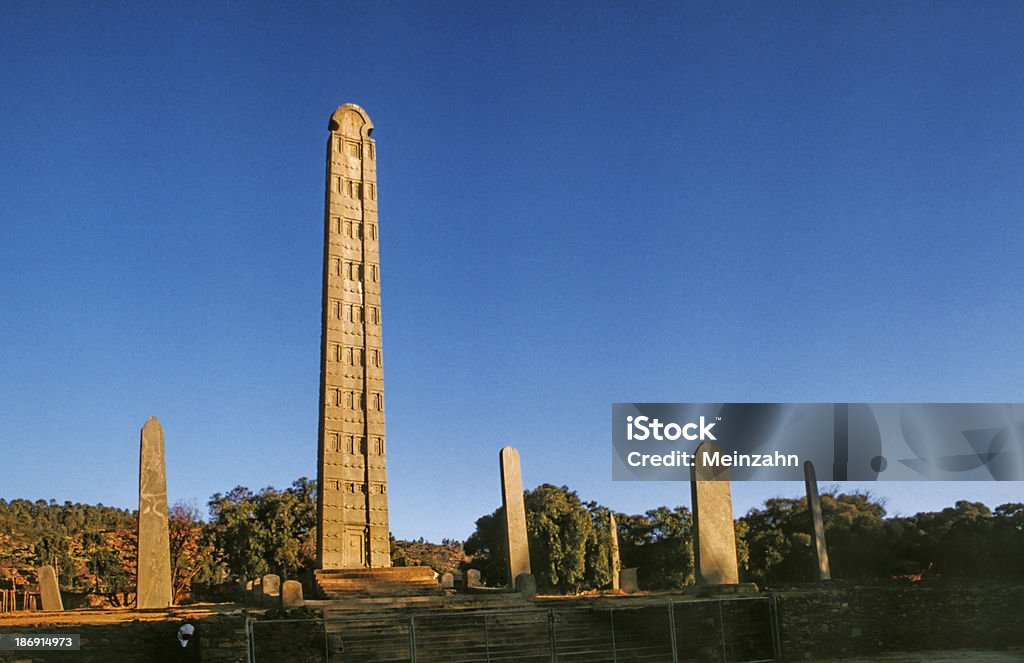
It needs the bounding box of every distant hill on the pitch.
[0,498,136,602]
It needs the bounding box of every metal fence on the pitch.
[247,595,780,663]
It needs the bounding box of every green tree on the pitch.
[169,502,219,603]
[524,485,596,593]
[464,486,613,593]
[463,507,511,586]
[617,506,693,589]
[207,478,317,582]
[741,491,892,584]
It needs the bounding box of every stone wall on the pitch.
[0,614,247,663]
[2,583,1022,662]
[777,581,1024,660]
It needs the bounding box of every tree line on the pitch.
[0,479,455,605]
[465,485,1024,591]
[2,481,1022,603]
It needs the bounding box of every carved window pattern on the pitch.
[374,393,383,411]
[329,433,340,452]
[374,438,384,455]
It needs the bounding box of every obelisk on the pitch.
[609,512,622,591]
[803,460,832,580]
[316,104,390,568]
[36,565,63,611]
[137,416,172,608]
[500,446,531,587]
[690,441,740,585]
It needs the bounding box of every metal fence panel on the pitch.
[673,598,777,663]
[247,596,779,663]
[324,616,412,662]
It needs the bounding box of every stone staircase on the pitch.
[313,566,441,598]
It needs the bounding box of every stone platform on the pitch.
[314,566,439,598]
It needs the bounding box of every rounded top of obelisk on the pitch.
[328,103,373,138]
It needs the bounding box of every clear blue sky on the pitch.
[2,2,1022,542]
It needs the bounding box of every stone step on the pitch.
[312,593,534,613]
[313,566,442,599]
[316,567,437,578]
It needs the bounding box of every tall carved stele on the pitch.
[137,416,172,608]
[317,104,390,569]
[690,441,740,586]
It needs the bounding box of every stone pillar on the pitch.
[500,446,531,587]
[803,461,832,580]
[690,441,740,585]
[37,565,63,611]
[318,103,390,569]
[609,512,622,591]
[466,569,481,589]
[137,416,172,608]
[440,573,454,589]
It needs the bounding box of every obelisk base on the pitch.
[314,567,440,598]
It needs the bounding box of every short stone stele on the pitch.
[515,573,537,597]
[281,580,304,608]
[261,574,281,606]
[37,565,63,611]
[619,568,639,594]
